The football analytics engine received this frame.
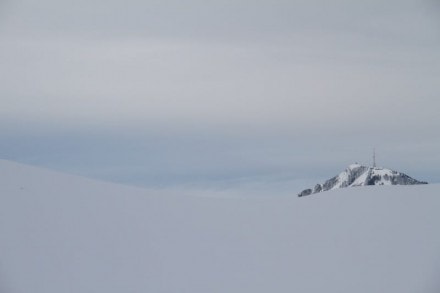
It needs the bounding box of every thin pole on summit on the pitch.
[373,148,376,168]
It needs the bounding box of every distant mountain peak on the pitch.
[298,164,428,197]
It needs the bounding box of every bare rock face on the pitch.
[298,164,427,197]
[298,189,312,197]
[313,184,322,193]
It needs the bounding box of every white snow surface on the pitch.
[333,164,415,189]
[1,159,440,293]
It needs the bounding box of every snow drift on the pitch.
[0,159,439,293]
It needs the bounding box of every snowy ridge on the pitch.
[298,163,427,197]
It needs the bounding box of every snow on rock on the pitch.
[0,159,439,293]
[298,164,427,197]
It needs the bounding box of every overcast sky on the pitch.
[1,0,439,192]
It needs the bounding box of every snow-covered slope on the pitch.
[1,159,439,293]
[299,163,427,196]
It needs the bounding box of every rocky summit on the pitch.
[298,163,427,197]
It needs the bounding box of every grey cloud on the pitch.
[0,36,439,130]
[2,0,438,43]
